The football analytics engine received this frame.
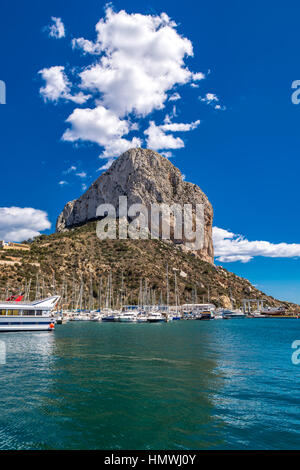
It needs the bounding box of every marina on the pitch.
[0,287,298,333]
[0,319,299,450]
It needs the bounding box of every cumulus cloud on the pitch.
[77,7,204,118]
[144,121,184,151]
[144,119,200,151]
[40,6,206,165]
[62,105,142,158]
[0,207,51,242]
[48,17,66,39]
[213,227,300,263]
[39,66,91,104]
[72,37,101,55]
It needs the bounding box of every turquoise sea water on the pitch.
[0,319,299,450]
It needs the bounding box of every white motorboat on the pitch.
[222,309,246,319]
[0,296,60,332]
[250,311,267,318]
[115,311,138,323]
[102,310,119,322]
[147,312,166,323]
[71,311,91,321]
[90,313,103,322]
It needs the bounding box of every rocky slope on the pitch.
[56,148,214,264]
[0,222,297,311]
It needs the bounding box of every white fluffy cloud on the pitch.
[144,119,200,151]
[48,17,65,39]
[77,7,204,118]
[62,105,142,158]
[40,7,205,164]
[144,121,184,151]
[0,207,51,242]
[213,227,300,263]
[39,66,91,104]
[72,37,101,55]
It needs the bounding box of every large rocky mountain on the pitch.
[56,148,214,264]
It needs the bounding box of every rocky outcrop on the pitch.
[56,200,76,233]
[56,148,214,263]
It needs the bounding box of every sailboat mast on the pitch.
[166,263,169,312]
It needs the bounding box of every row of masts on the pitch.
[2,263,223,310]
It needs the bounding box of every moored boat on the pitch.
[0,296,60,332]
[222,309,246,319]
[196,311,213,320]
[260,307,286,316]
[147,312,166,323]
[115,311,138,323]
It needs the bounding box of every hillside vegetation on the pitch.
[0,222,297,311]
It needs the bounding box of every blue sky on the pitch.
[1,0,300,302]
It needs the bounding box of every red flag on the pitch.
[6,292,24,302]
[15,295,24,302]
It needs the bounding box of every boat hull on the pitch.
[147,319,165,323]
[0,316,54,332]
[118,320,137,323]
[117,318,137,323]
[223,314,245,319]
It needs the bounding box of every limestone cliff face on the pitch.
[56,148,214,263]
